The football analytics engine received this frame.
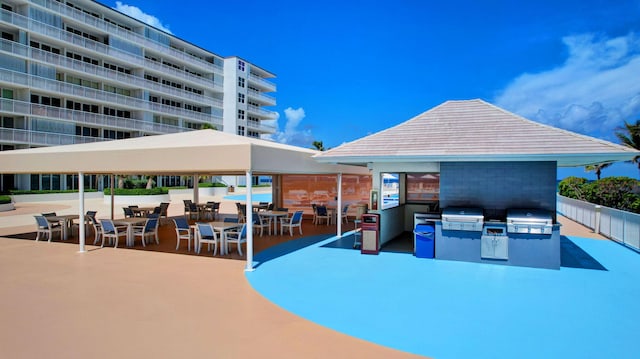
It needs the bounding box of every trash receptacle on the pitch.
[414,223,435,258]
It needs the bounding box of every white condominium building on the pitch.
[0,0,277,191]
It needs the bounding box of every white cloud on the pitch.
[495,33,640,140]
[270,107,314,147]
[114,2,172,34]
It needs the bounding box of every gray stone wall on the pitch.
[439,161,557,217]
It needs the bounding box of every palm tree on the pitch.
[615,120,640,175]
[311,140,325,151]
[585,163,611,180]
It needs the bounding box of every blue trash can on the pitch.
[414,223,435,258]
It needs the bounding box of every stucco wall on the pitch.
[439,161,557,216]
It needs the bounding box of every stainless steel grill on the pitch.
[441,207,484,231]
[506,209,553,235]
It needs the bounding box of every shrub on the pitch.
[103,188,168,196]
[583,177,640,212]
[197,182,227,188]
[558,176,588,199]
[0,195,11,204]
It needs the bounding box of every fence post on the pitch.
[594,205,601,235]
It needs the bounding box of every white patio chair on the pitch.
[34,215,62,242]
[315,205,331,226]
[226,223,247,256]
[100,219,127,248]
[195,222,219,255]
[173,217,192,251]
[280,210,304,236]
[253,214,271,237]
[132,218,159,247]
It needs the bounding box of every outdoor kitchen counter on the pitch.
[433,220,562,270]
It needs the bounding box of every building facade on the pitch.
[0,0,277,191]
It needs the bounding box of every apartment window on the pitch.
[248,130,260,138]
[238,77,245,88]
[238,110,245,120]
[1,4,13,11]
[238,60,245,71]
[1,117,14,128]
[1,32,13,41]
[237,125,245,136]
[238,93,245,104]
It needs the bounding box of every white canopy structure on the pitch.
[0,130,369,270]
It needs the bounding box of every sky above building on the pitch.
[101,0,640,179]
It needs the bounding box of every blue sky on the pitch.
[101,0,640,179]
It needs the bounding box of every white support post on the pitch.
[245,170,254,271]
[193,175,199,204]
[110,175,115,220]
[595,205,601,235]
[78,172,86,253]
[337,173,343,237]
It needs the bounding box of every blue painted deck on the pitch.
[246,233,640,358]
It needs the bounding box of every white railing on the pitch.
[247,104,278,119]
[248,73,276,92]
[247,88,276,106]
[557,194,640,251]
[0,127,105,146]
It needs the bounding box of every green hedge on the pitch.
[0,195,11,204]
[558,176,640,213]
[103,188,168,196]
[197,182,227,188]
[9,189,98,195]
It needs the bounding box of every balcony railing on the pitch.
[0,70,223,124]
[29,0,224,74]
[0,98,210,135]
[25,45,223,105]
[0,8,224,90]
[247,89,276,106]
[243,119,277,134]
[248,73,276,92]
[247,104,278,119]
[557,194,640,251]
[0,127,106,146]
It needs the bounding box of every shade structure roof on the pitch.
[314,99,640,167]
[0,129,369,175]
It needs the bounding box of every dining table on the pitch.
[130,206,156,217]
[194,221,242,255]
[258,210,289,235]
[46,214,79,240]
[112,217,147,246]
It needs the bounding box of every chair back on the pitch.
[173,217,189,230]
[276,207,288,212]
[145,218,158,231]
[147,213,160,219]
[34,215,49,228]
[86,210,97,219]
[160,202,170,215]
[42,212,56,217]
[123,207,134,217]
[196,223,216,239]
[267,203,274,210]
[292,210,304,224]
[238,223,247,239]
[224,217,239,223]
[213,202,220,210]
[188,202,199,211]
[129,205,139,209]
[316,206,328,216]
[101,219,116,233]
[342,204,349,213]
[152,206,162,215]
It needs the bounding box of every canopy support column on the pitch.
[78,172,86,253]
[110,175,115,220]
[337,173,342,237]
[245,170,254,272]
[193,175,200,204]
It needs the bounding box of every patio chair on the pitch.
[226,223,247,256]
[223,217,239,223]
[341,204,350,224]
[311,204,317,224]
[129,205,142,217]
[183,199,193,216]
[315,205,330,226]
[253,214,271,237]
[87,214,102,245]
[100,219,127,248]
[267,203,275,211]
[280,210,304,236]
[203,201,218,220]
[122,207,135,218]
[34,215,62,242]
[236,202,246,222]
[159,202,170,223]
[173,217,192,251]
[42,212,56,217]
[276,207,288,212]
[132,218,159,247]
[195,222,219,255]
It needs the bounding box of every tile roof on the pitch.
[314,99,639,166]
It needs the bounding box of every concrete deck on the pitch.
[0,194,614,358]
